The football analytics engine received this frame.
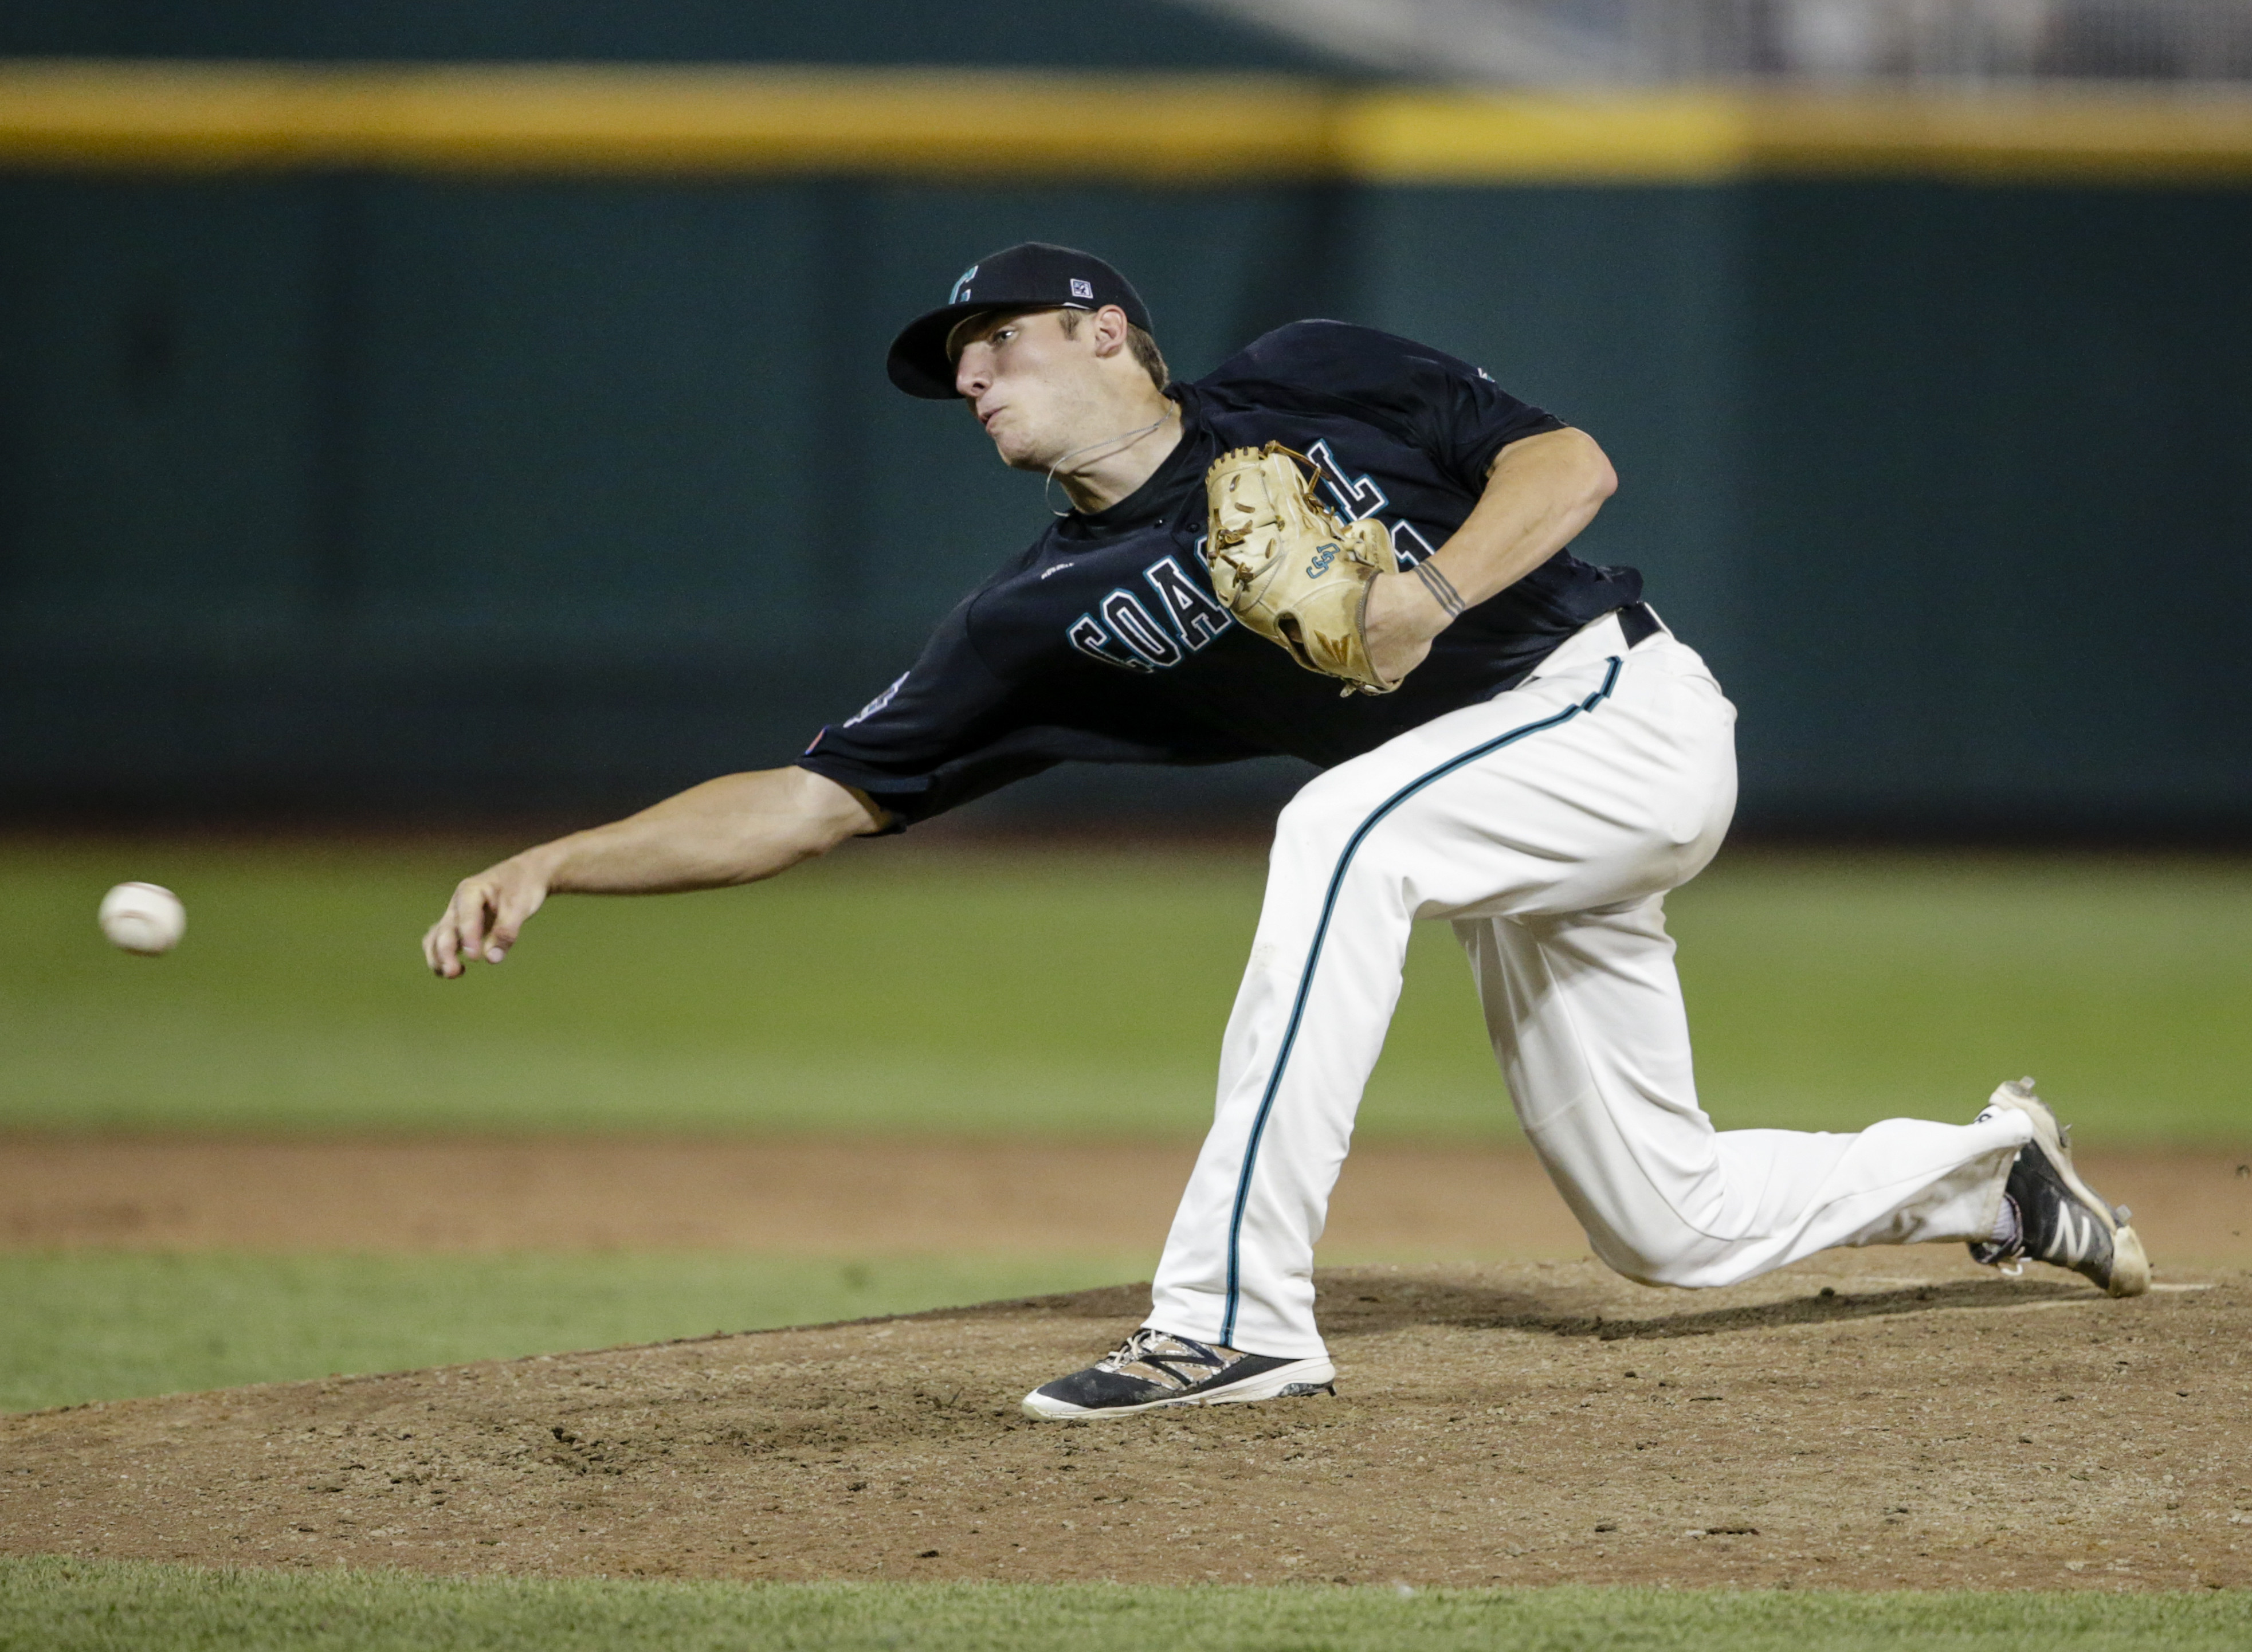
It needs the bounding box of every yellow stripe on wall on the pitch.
[1342,89,2252,183]
[1339,93,1748,183]
[4,60,2251,183]
[0,62,1343,180]
[1746,90,2252,181]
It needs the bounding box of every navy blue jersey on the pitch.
[798,320,1643,826]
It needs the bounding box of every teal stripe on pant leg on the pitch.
[1218,656,1625,1347]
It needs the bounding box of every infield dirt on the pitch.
[5,1246,2249,1593]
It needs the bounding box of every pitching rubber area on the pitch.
[5,1242,2247,1591]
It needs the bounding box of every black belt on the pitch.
[1616,601,1662,649]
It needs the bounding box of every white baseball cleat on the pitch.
[1021,1328,1336,1420]
[1968,1077,2150,1298]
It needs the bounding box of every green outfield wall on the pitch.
[2,65,2249,831]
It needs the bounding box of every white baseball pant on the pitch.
[1146,610,2033,1359]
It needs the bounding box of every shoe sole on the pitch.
[1986,1085,2151,1298]
[1020,1356,1338,1421]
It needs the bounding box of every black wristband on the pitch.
[1412,559,1467,618]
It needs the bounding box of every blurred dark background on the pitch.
[3,1,2249,837]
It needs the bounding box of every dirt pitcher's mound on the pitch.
[3,1253,2247,1592]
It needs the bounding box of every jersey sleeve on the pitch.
[1214,321,1566,496]
[795,585,1250,829]
[795,592,1053,829]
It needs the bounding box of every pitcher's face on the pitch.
[951,309,1111,473]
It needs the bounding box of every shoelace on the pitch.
[1097,1329,1226,1389]
[1094,1329,1163,1372]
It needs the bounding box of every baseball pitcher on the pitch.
[425,242,2147,1420]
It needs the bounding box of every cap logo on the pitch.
[1069,278,1094,300]
[950,264,979,303]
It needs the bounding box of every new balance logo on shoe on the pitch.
[1968,1077,2149,1298]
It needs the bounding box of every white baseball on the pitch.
[99,881,186,955]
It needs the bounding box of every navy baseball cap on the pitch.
[886,242,1153,400]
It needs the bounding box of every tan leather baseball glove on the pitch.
[1205,443,1399,696]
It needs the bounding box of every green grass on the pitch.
[0,1252,1141,1414]
[1670,851,2252,1140]
[2,839,2247,1143]
[1,1563,2246,1651]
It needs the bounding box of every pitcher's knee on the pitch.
[1583,1229,1762,1290]
[1573,1183,1748,1289]
[1582,1225,1691,1288]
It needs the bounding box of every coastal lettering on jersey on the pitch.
[1066,554,1231,674]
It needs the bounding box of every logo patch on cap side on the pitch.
[1069,278,1094,300]
[950,264,979,303]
